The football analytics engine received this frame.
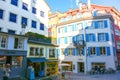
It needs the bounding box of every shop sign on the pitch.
[6,51,16,54]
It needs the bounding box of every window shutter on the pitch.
[98,34,100,42]
[58,49,60,56]
[106,47,110,56]
[64,48,68,56]
[72,24,74,31]
[64,26,67,32]
[72,48,75,56]
[92,34,96,42]
[104,20,108,28]
[96,47,100,56]
[76,35,79,41]
[58,38,60,44]
[94,21,98,29]
[105,33,109,41]
[75,48,78,56]
[82,34,84,40]
[113,47,116,56]
[86,34,89,42]
[88,47,90,56]
[72,36,75,43]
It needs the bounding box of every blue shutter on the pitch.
[96,47,100,56]
[76,35,79,42]
[64,26,67,32]
[58,49,60,56]
[58,38,60,44]
[104,20,108,28]
[105,33,109,41]
[82,48,84,56]
[75,48,78,56]
[98,34,100,42]
[86,34,89,42]
[94,21,98,29]
[72,48,75,56]
[64,37,68,44]
[92,34,96,42]
[72,36,75,43]
[88,47,90,56]
[106,47,110,56]
[0,9,3,19]
[82,34,84,40]
[72,24,74,31]
[112,34,114,42]
[65,48,68,56]
[113,47,116,56]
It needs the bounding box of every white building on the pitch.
[0,0,50,36]
[57,14,117,73]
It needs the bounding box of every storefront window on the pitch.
[49,49,55,58]
[0,56,23,68]
[40,48,44,56]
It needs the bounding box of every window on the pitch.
[30,47,34,56]
[68,48,72,55]
[89,34,93,41]
[61,48,65,55]
[68,36,72,44]
[0,56,23,68]
[14,37,24,49]
[21,17,27,25]
[31,20,36,28]
[58,28,60,33]
[29,47,44,56]
[0,28,1,32]
[61,37,64,44]
[9,13,17,23]
[32,0,37,3]
[8,30,15,34]
[32,7,36,14]
[98,21,104,28]
[40,11,44,17]
[22,2,28,11]
[49,49,55,58]
[0,9,4,19]
[77,23,83,30]
[90,47,96,55]
[40,48,44,56]
[60,27,64,33]
[11,0,18,6]
[98,33,109,41]
[100,47,106,55]
[68,25,72,32]
[98,33,105,41]
[0,35,7,49]
[40,23,44,30]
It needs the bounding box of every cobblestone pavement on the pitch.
[63,71,120,80]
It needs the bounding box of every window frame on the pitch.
[32,7,36,14]
[0,35,7,49]
[9,13,17,23]
[11,0,18,6]
[0,9,4,19]
[90,47,96,55]
[14,37,24,49]
[22,2,28,11]
[40,11,44,17]
[100,47,106,55]
[31,20,37,28]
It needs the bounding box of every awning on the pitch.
[28,58,48,62]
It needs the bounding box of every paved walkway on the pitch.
[63,71,120,80]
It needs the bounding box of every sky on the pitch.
[46,0,120,13]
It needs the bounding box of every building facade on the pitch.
[0,0,50,36]
[0,0,56,79]
[0,32,27,79]
[49,3,120,74]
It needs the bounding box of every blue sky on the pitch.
[46,0,120,13]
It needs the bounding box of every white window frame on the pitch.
[14,37,24,49]
[0,35,7,49]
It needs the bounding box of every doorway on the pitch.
[78,62,84,73]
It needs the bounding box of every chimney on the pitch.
[79,2,82,11]
[88,0,91,9]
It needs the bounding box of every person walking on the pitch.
[3,64,11,80]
